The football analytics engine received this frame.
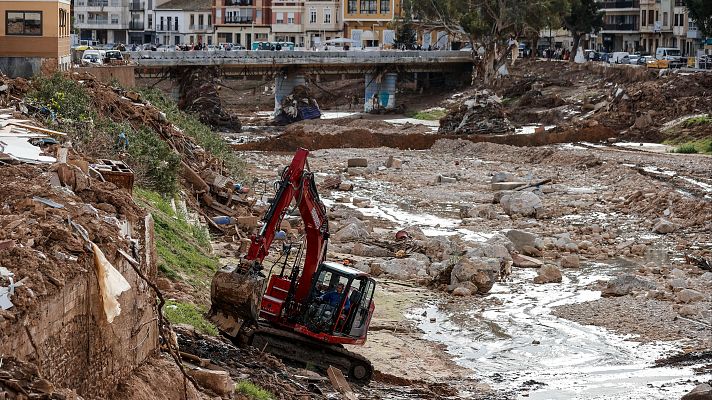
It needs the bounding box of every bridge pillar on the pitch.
[275,73,306,114]
[364,72,397,112]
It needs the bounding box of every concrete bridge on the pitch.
[126,50,473,113]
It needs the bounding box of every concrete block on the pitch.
[491,181,526,190]
[347,158,368,168]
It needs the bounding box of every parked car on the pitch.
[638,55,654,65]
[103,50,123,64]
[230,44,246,50]
[628,54,640,64]
[81,50,103,66]
[608,52,630,64]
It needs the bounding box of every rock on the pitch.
[671,268,686,279]
[676,289,705,304]
[702,272,712,281]
[565,242,579,253]
[453,286,472,296]
[681,383,712,400]
[491,172,517,183]
[669,278,688,290]
[332,223,369,242]
[352,197,371,207]
[512,253,543,268]
[338,182,354,191]
[578,240,592,250]
[500,191,543,218]
[491,182,526,190]
[492,190,513,204]
[560,255,580,269]
[380,253,430,280]
[461,204,500,219]
[437,175,457,184]
[465,241,512,262]
[370,262,384,277]
[188,369,234,397]
[505,229,539,252]
[602,274,656,297]
[630,244,647,256]
[678,305,700,317]
[95,202,117,214]
[521,245,542,257]
[633,113,653,129]
[653,218,676,234]
[427,262,448,278]
[450,257,501,294]
[347,158,368,168]
[386,156,402,169]
[533,264,562,284]
[352,243,392,258]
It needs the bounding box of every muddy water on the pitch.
[407,265,709,399]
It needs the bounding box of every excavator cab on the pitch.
[303,262,376,339]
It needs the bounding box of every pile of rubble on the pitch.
[438,90,514,135]
[274,85,322,126]
[174,66,241,132]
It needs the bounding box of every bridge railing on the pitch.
[125,50,472,63]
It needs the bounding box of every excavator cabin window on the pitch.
[304,263,374,337]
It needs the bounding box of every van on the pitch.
[608,52,630,64]
[649,47,684,69]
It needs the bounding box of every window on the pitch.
[111,14,119,24]
[174,16,178,30]
[199,14,204,26]
[380,0,390,13]
[148,14,153,29]
[276,12,284,24]
[208,15,211,26]
[641,10,646,26]
[663,12,668,26]
[348,0,357,14]
[190,14,194,26]
[160,16,164,30]
[310,9,316,23]
[361,0,377,14]
[649,10,654,26]
[287,12,294,24]
[167,17,171,30]
[6,11,42,36]
[78,13,85,23]
[324,8,331,23]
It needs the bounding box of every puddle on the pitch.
[406,264,711,399]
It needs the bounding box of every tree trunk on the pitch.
[570,33,583,63]
[532,35,539,58]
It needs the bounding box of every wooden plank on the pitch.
[327,366,357,400]
[7,122,67,136]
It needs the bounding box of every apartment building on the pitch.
[598,0,640,52]
[343,0,401,48]
[0,0,71,76]
[74,0,129,44]
[128,0,173,44]
[302,1,342,47]
[155,0,213,46]
[214,0,271,48]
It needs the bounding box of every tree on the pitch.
[393,19,418,50]
[687,0,712,38]
[407,0,568,85]
[561,0,604,62]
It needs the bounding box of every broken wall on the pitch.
[0,167,159,399]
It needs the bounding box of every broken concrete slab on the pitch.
[347,158,368,168]
[491,181,527,191]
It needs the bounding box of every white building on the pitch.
[154,0,213,46]
[303,1,343,48]
[74,0,130,45]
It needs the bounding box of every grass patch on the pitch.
[672,144,699,154]
[134,188,217,288]
[137,88,247,181]
[235,381,274,400]
[406,108,447,121]
[682,115,712,128]
[666,138,712,155]
[164,300,218,336]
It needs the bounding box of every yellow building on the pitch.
[342,0,401,48]
[0,0,71,77]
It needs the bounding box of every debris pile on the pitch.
[274,85,321,126]
[175,66,241,132]
[0,357,81,399]
[439,90,514,135]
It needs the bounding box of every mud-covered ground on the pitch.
[236,135,711,399]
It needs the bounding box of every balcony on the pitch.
[189,24,213,32]
[129,21,144,30]
[129,1,145,11]
[77,18,128,29]
[225,0,254,5]
[87,0,108,6]
[224,16,254,24]
[600,0,639,8]
[602,23,638,31]
[156,25,179,32]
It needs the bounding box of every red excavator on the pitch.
[208,148,376,382]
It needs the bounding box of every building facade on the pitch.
[0,0,71,76]
[303,1,343,48]
[214,0,271,48]
[342,0,400,48]
[155,0,213,46]
[74,0,129,44]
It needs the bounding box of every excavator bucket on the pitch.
[207,265,266,338]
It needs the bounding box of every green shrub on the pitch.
[673,144,699,154]
[28,73,91,122]
[682,115,712,128]
[163,300,218,336]
[235,381,274,400]
[407,108,447,121]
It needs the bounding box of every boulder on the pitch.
[512,253,543,268]
[676,289,705,304]
[678,305,699,317]
[188,369,234,397]
[419,236,460,262]
[633,113,653,130]
[386,156,402,169]
[521,245,542,257]
[338,182,354,191]
[369,262,384,277]
[347,158,368,168]
[560,255,580,269]
[491,172,517,183]
[681,383,712,400]
[453,286,473,296]
[653,218,676,234]
[702,272,712,281]
[505,229,540,253]
[352,197,371,207]
[427,262,449,278]
[332,223,369,242]
[380,253,430,280]
[485,233,515,253]
[602,274,656,297]
[500,191,543,218]
[464,241,512,262]
[352,243,392,257]
[533,264,562,284]
[450,257,501,294]
[461,204,500,219]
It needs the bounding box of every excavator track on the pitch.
[244,324,373,384]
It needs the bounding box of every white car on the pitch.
[81,50,103,66]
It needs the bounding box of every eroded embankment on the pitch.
[234,124,615,152]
